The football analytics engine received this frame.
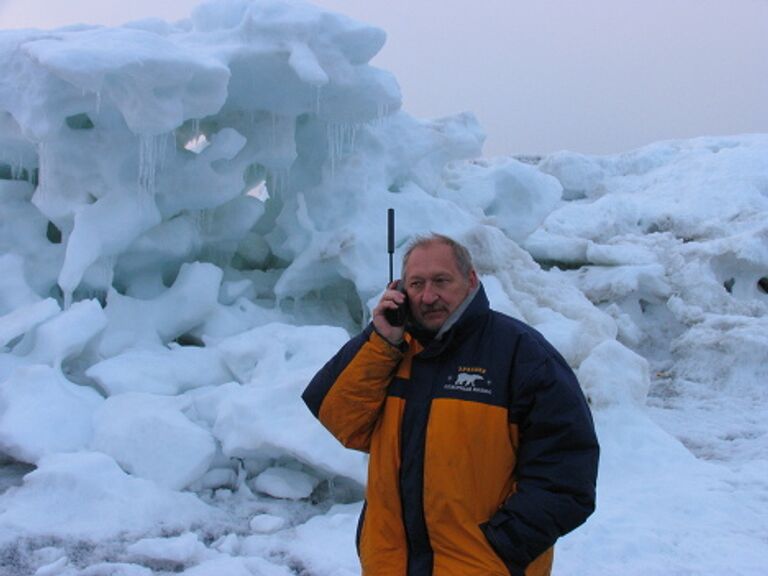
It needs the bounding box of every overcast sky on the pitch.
[1,0,766,156]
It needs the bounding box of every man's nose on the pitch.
[421,284,439,304]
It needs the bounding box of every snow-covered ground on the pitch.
[0,1,766,574]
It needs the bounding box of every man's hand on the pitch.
[373,281,407,346]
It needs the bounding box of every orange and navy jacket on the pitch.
[302,285,599,576]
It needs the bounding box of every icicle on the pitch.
[271,115,301,167]
[349,123,358,152]
[138,133,169,198]
[315,85,322,115]
[138,135,154,196]
[370,102,392,129]
[268,168,289,198]
[191,207,221,266]
[34,141,49,203]
[326,122,359,177]
[327,124,337,177]
[157,132,170,175]
[271,113,278,148]
[192,208,213,237]
[11,152,23,181]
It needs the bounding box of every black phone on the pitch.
[384,280,408,327]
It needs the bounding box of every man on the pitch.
[302,234,599,576]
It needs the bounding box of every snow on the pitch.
[0,452,221,540]
[249,514,287,534]
[0,365,103,462]
[86,345,232,396]
[0,297,59,348]
[22,298,107,367]
[577,339,650,409]
[252,466,319,500]
[0,0,766,574]
[558,408,768,576]
[126,532,211,566]
[90,393,218,490]
[98,262,223,356]
[263,503,362,575]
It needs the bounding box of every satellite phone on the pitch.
[384,208,408,327]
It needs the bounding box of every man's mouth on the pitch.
[422,308,447,318]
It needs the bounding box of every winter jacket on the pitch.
[302,285,599,576]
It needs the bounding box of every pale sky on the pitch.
[1,0,766,156]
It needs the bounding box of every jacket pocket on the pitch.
[480,520,525,576]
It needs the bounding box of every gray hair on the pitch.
[402,234,474,279]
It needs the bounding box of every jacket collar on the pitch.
[435,284,481,340]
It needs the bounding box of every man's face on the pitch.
[403,242,478,331]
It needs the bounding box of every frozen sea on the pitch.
[0,1,766,574]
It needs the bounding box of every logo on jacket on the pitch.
[446,366,492,395]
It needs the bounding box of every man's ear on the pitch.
[468,269,479,289]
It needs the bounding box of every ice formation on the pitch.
[0,0,766,574]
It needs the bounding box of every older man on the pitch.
[303,234,599,576]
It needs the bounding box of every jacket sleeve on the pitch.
[302,325,404,452]
[480,352,599,576]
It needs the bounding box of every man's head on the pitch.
[402,234,478,331]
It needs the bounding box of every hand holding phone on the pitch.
[384,281,408,327]
[373,280,407,345]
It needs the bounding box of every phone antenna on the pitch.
[387,208,395,283]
